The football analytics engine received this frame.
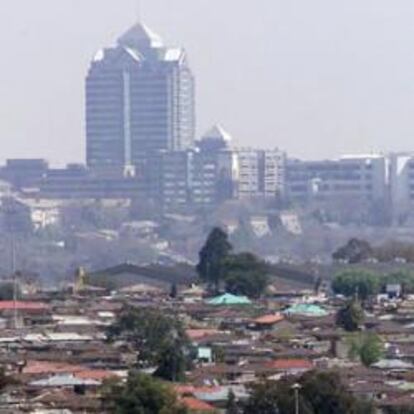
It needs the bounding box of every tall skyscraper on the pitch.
[86,22,195,168]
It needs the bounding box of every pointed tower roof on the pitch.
[203,124,233,142]
[118,22,164,50]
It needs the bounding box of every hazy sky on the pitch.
[1,0,414,164]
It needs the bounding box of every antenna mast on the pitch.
[137,0,142,21]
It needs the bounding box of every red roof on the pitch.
[186,329,220,340]
[175,385,196,395]
[0,301,49,311]
[23,361,84,375]
[253,314,284,325]
[175,385,221,396]
[181,397,216,412]
[75,370,119,381]
[266,359,314,370]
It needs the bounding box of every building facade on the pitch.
[389,153,414,223]
[155,125,237,210]
[86,23,195,168]
[236,149,286,199]
[286,155,387,203]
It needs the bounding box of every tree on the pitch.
[243,371,374,414]
[226,389,240,414]
[170,283,178,299]
[349,333,384,367]
[196,227,232,291]
[375,240,414,263]
[107,307,192,381]
[224,253,269,298]
[384,271,414,295]
[154,340,189,382]
[333,269,414,300]
[298,370,374,414]
[101,371,188,414]
[332,270,380,301]
[0,281,21,301]
[336,300,365,332]
[332,239,374,264]
[243,380,281,414]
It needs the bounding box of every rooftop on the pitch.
[118,22,164,49]
[202,124,233,142]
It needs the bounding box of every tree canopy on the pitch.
[333,269,414,300]
[101,371,188,414]
[107,307,192,382]
[336,300,365,332]
[0,281,21,301]
[243,371,374,414]
[333,238,414,264]
[224,252,269,298]
[332,270,381,301]
[332,239,374,264]
[348,333,384,367]
[196,227,233,291]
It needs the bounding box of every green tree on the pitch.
[336,300,365,332]
[332,270,381,301]
[224,253,269,298]
[226,389,240,414]
[349,333,384,367]
[243,380,281,414]
[332,239,374,264]
[107,307,192,381]
[299,370,373,414]
[196,227,232,292]
[170,283,178,299]
[243,371,374,414]
[384,271,414,295]
[374,240,414,263]
[0,281,21,301]
[101,371,188,414]
[154,340,189,382]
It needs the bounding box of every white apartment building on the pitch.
[286,154,388,203]
[235,149,286,199]
[389,153,414,222]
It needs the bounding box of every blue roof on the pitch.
[206,293,252,305]
[283,303,328,317]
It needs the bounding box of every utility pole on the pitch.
[12,231,17,329]
[137,0,142,21]
[4,198,19,329]
[292,383,302,414]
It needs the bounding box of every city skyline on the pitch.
[2,0,414,164]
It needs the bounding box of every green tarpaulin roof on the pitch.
[283,303,328,317]
[206,293,252,305]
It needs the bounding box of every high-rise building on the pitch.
[86,22,195,168]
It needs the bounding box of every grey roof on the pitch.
[29,374,100,387]
[373,359,414,369]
